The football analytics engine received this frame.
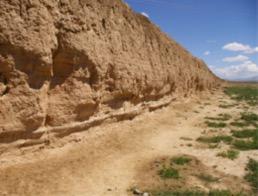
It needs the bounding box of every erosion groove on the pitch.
[0,0,220,144]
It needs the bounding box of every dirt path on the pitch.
[0,89,257,196]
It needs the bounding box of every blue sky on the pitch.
[124,0,258,80]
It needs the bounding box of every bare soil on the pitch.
[0,89,257,196]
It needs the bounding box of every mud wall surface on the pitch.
[0,0,220,143]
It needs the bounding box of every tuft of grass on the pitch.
[245,159,258,192]
[151,190,206,196]
[197,135,233,144]
[180,137,193,141]
[158,167,180,179]
[224,86,258,106]
[233,131,258,150]
[217,149,239,160]
[196,174,219,183]
[233,140,254,150]
[232,129,258,138]
[230,121,249,128]
[230,113,258,129]
[233,139,258,151]
[205,121,227,128]
[218,113,232,120]
[219,104,237,109]
[208,143,219,149]
[171,156,192,165]
[151,189,247,196]
[205,114,232,121]
[241,113,258,123]
[209,190,250,196]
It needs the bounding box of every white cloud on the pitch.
[141,12,149,18]
[222,42,258,54]
[212,60,258,80]
[223,42,251,51]
[222,55,249,63]
[204,51,210,56]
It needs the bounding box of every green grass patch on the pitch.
[208,143,219,149]
[219,104,238,109]
[151,189,247,196]
[208,190,248,196]
[233,140,255,150]
[232,129,258,138]
[152,190,205,196]
[245,159,258,192]
[224,86,258,106]
[233,130,258,150]
[233,138,258,151]
[180,137,193,141]
[205,114,232,121]
[241,113,258,123]
[171,156,192,165]
[218,113,232,120]
[230,121,250,128]
[159,167,180,179]
[230,113,258,128]
[197,135,233,144]
[205,121,227,128]
[217,149,239,160]
[196,174,219,183]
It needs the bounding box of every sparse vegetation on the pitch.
[217,149,239,160]
[197,135,233,144]
[233,136,258,150]
[245,159,258,192]
[229,113,258,128]
[151,189,247,196]
[171,156,192,165]
[159,167,180,179]
[180,137,193,141]
[196,174,219,183]
[146,154,252,196]
[241,113,258,123]
[233,128,258,150]
[205,114,231,121]
[208,143,219,149]
[205,121,227,128]
[224,86,258,106]
[230,121,249,128]
[219,103,238,109]
[152,190,206,196]
[232,129,257,138]
[218,113,232,120]
[136,85,257,196]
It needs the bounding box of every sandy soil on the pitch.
[0,89,257,196]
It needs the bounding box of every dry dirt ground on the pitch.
[0,88,257,196]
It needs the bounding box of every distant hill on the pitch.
[232,75,258,82]
[243,76,258,82]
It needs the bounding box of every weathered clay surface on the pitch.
[0,0,220,143]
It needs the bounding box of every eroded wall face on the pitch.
[0,0,220,140]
